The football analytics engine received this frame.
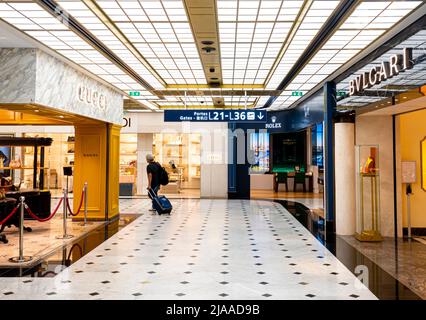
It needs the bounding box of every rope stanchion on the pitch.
[9,196,32,263]
[24,197,63,222]
[80,182,91,226]
[66,189,84,217]
[0,203,20,226]
[56,188,73,239]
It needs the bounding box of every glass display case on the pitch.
[355,145,383,242]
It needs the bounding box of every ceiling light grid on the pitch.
[270,0,423,110]
[218,0,303,86]
[56,0,163,89]
[266,1,340,89]
[0,2,155,96]
[94,0,205,86]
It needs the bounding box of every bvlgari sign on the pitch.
[349,48,413,96]
[77,84,107,111]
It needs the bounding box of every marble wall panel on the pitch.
[0,48,123,125]
[0,48,36,104]
[35,50,123,125]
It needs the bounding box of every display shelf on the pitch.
[0,167,49,170]
[119,134,138,194]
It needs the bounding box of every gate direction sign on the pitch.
[164,109,267,123]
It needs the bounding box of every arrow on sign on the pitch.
[257,113,264,120]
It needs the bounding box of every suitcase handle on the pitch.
[147,187,158,199]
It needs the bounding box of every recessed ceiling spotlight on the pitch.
[201,40,214,45]
[58,115,65,118]
[34,109,39,112]
[202,46,216,53]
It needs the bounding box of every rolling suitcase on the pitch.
[148,188,172,215]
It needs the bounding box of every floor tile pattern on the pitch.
[0,199,376,300]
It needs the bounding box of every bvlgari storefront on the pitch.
[335,28,426,240]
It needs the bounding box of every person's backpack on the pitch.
[157,162,169,186]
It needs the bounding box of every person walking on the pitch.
[146,154,161,212]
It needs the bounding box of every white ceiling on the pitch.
[359,95,426,116]
[0,19,34,48]
[0,1,424,111]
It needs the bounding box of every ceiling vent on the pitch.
[183,0,222,86]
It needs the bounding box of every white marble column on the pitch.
[335,122,356,235]
[136,133,153,195]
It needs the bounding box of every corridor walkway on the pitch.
[0,199,376,300]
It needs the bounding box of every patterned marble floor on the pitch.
[0,199,376,300]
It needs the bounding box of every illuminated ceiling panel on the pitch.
[0,1,159,110]
[218,0,305,86]
[94,0,206,85]
[0,0,424,112]
[265,0,340,89]
[57,0,164,89]
[0,3,145,93]
[270,0,423,110]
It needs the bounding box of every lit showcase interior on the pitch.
[153,133,201,193]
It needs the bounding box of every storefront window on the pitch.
[153,133,201,190]
[23,133,74,193]
[119,134,137,196]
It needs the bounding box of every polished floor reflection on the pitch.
[342,236,426,300]
[0,199,375,300]
[276,199,422,300]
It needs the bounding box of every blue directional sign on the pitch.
[164,109,267,123]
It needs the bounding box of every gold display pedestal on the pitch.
[355,230,383,242]
[356,171,383,242]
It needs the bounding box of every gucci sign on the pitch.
[77,85,107,110]
[349,48,413,96]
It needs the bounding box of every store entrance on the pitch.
[250,126,324,214]
[0,106,120,220]
[398,107,426,238]
[119,133,201,198]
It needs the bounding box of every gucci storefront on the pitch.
[0,48,123,269]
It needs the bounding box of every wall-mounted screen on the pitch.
[311,123,323,168]
[249,132,269,173]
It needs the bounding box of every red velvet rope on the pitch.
[66,189,85,216]
[0,204,20,225]
[24,197,63,222]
